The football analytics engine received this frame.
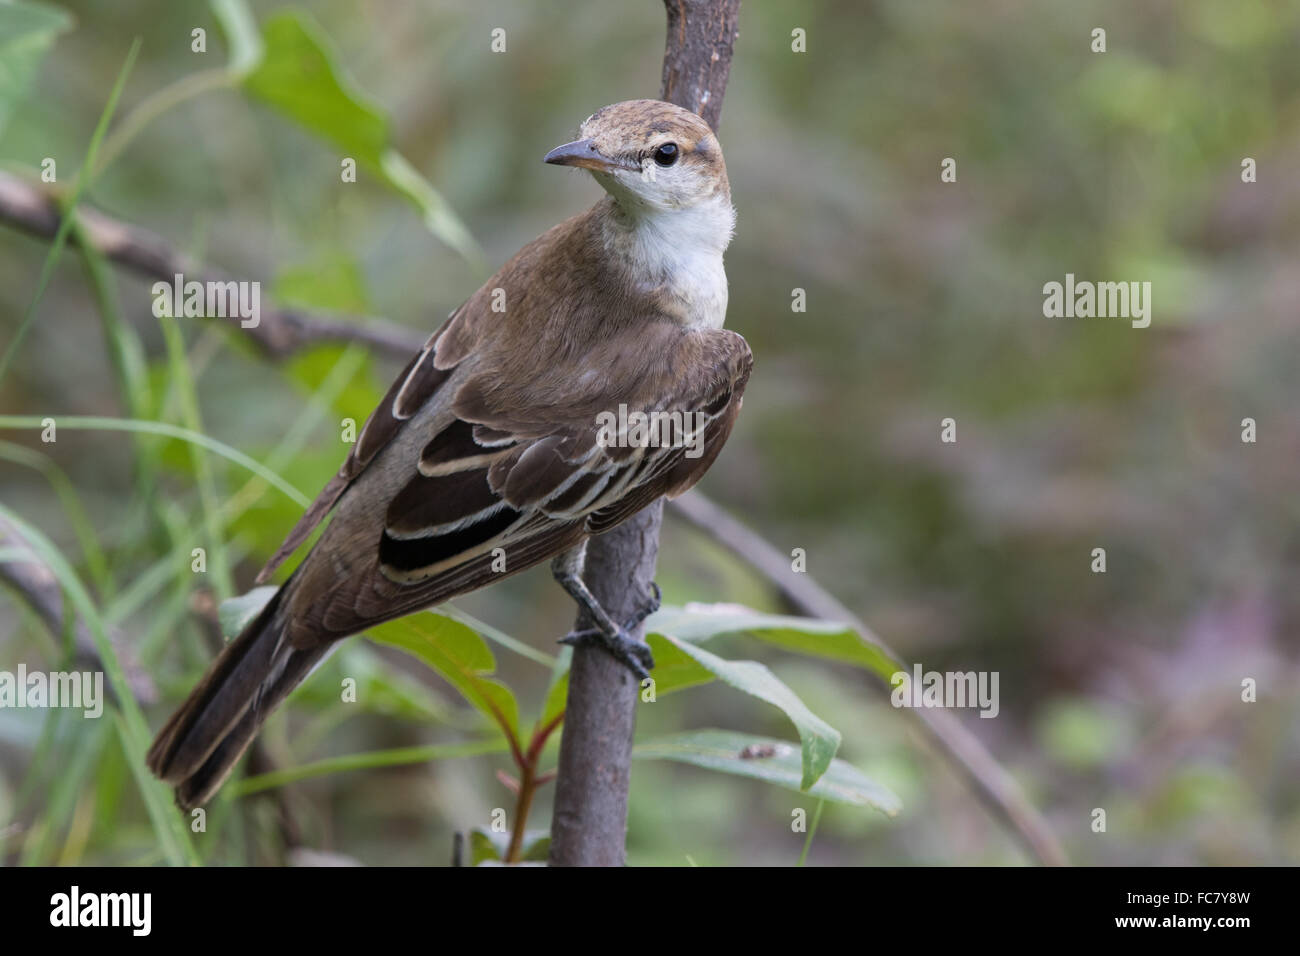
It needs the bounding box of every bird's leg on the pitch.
[551,543,657,680]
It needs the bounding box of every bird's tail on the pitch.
[146,582,328,810]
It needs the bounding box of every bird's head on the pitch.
[544,99,730,214]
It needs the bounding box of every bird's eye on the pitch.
[653,143,679,166]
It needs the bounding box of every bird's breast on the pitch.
[603,205,733,329]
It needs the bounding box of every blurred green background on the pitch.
[1,0,1298,865]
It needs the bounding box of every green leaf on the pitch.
[241,12,481,264]
[244,13,387,161]
[370,613,521,746]
[0,0,72,138]
[654,634,841,790]
[217,586,277,640]
[469,826,549,866]
[468,827,501,864]
[644,632,715,695]
[233,737,508,796]
[635,730,900,816]
[647,604,900,682]
[520,832,551,862]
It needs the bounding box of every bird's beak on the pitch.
[543,138,636,173]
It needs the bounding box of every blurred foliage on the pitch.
[1,0,1299,866]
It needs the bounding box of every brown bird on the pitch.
[147,99,752,809]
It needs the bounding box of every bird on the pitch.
[147,99,753,810]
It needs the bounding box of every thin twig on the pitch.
[0,170,423,361]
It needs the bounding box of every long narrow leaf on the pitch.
[233,738,509,795]
[635,730,899,816]
[653,634,842,790]
[0,415,310,507]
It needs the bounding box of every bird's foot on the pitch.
[560,626,655,681]
[559,592,657,682]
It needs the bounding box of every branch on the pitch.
[660,0,742,131]
[547,503,664,866]
[0,170,422,361]
[667,491,1068,866]
[547,0,742,868]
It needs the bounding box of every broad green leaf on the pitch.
[370,613,520,745]
[244,13,387,160]
[0,0,72,138]
[647,604,900,681]
[217,586,278,640]
[242,12,481,264]
[644,632,715,694]
[635,730,900,816]
[654,634,841,790]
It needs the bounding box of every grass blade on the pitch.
[0,36,141,386]
[0,415,310,507]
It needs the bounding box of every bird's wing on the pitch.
[283,324,752,645]
[256,314,461,584]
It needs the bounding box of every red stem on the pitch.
[503,711,566,863]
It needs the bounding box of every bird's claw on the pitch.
[560,624,655,682]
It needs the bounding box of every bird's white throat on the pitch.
[599,192,734,329]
